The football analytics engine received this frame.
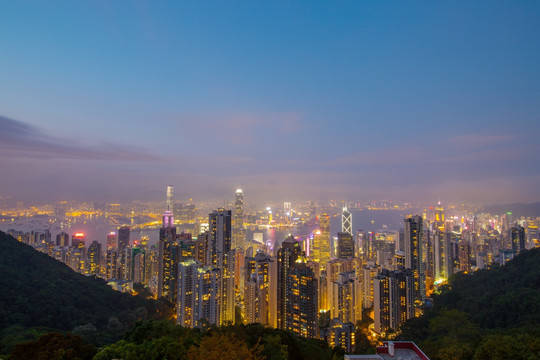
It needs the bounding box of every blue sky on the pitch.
[1,1,539,205]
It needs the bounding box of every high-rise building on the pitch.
[87,241,102,275]
[107,232,117,250]
[313,214,331,267]
[71,233,86,249]
[106,249,118,279]
[244,251,272,325]
[207,208,235,324]
[331,271,362,325]
[277,235,302,330]
[176,259,221,328]
[435,202,445,231]
[233,189,245,249]
[511,225,526,253]
[337,232,355,259]
[118,226,130,250]
[341,207,352,235]
[458,239,471,273]
[286,257,318,339]
[117,247,133,280]
[404,216,425,303]
[177,259,199,328]
[374,269,414,334]
[56,232,69,247]
[158,186,178,300]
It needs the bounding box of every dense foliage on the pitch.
[398,247,540,360]
[92,321,343,360]
[0,231,173,355]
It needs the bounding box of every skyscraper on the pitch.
[313,214,331,267]
[404,216,425,303]
[341,207,352,235]
[277,235,302,330]
[208,208,235,325]
[337,232,354,259]
[233,189,245,249]
[71,233,86,249]
[118,226,130,250]
[56,231,69,247]
[158,186,178,299]
[87,241,101,275]
[106,232,117,250]
[176,259,221,328]
[244,251,272,325]
[511,225,526,253]
[374,269,414,334]
[286,257,318,339]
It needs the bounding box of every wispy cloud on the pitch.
[0,115,162,162]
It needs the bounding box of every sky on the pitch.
[1,1,539,206]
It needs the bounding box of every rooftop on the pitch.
[345,341,429,360]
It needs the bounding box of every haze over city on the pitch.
[1,1,539,205]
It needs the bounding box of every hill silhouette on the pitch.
[0,230,172,353]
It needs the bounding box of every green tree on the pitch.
[10,332,96,360]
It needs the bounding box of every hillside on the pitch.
[0,230,171,352]
[398,247,540,360]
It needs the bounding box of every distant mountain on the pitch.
[0,231,169,334]
[480,202,540,218]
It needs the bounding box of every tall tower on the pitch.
[404,215,425,303]
[313,214,331,267]
[117,226,130,249]
[374,269,414,334]
[341,207,352,235]
[163,185,174,228]
[277,235,302,330]
[286,257,318,339]
[158,185,177,299]
[244,251,272,325]
[233,189,245,249]
[166,185,174,212]
[87,241,102,275]
[337,232,354,259]
[511,225,526,253]
[435,201,445,231]
[208,209,235,325]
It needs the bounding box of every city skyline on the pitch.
[1,1,540,205]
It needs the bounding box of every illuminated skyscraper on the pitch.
[208,208,235,324]
[106,232,117,250]
[313,214,331,267]
[337,232,354,259]
[435,202,445,231]
[71,233,86,249]
[511,225,526,253]
[244,251,272,325]
[341,207,352,235]
[374,269,414,334]
[176,259,221,328]
[404,216,425,303]
[331,271,362,324]
[87,241,101,275]
[106,249,118,279]
[118,226,130,249]
[233,189,245,249]
[277,235,302,330]
[158,186,178,299]
[286,257,318,339]
[56,232,69,247]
